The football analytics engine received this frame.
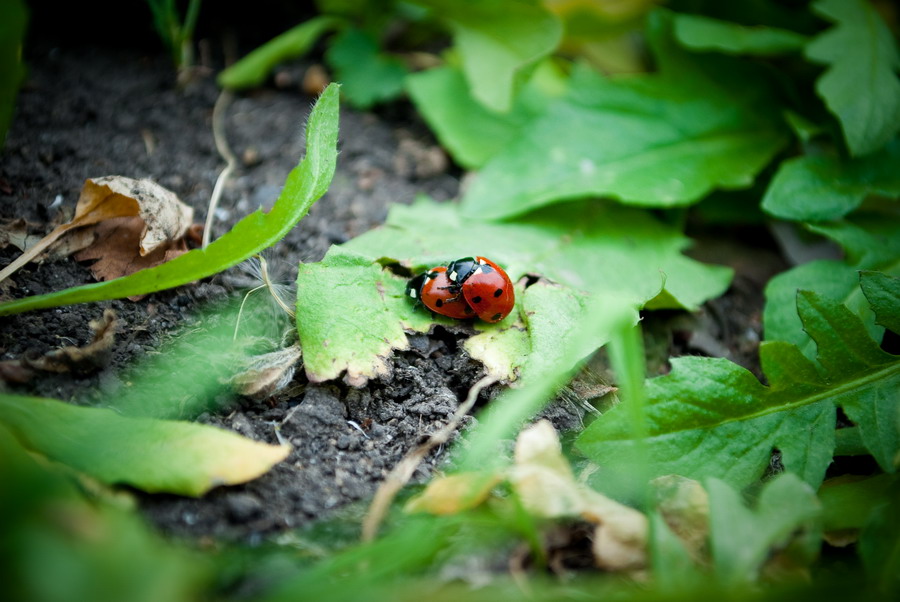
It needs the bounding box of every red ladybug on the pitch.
[406,266,474,320]
[445,256,515,323]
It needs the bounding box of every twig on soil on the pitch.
[361,374,500,543]
[203,89,237,249]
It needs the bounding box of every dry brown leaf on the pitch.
[27,309,118,374]
[0,176,194,284]
[73,215,189,294]
[510,420,648,571]
[405,471,503,515]
[231,344,303,399]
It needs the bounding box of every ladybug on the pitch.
[445,256,515,323]
[406,266,474,320]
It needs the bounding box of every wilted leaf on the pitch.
[805,0,900,157]
[0,83,340,316]
[707,474,821,586]
[74,216,189,295]
[460,11,787,218]
[405,471,503,515]
[0,394,291,496]
[419,0,562,113]
[510,421,648,571]
[0,176,194,285]
[652,475,709,561]
[761,139,900,221]
[325,28,408,109]
[27,308,117,373]
[578,287,900,489]
[673,13,807,55]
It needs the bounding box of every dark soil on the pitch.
[0,39,781,541]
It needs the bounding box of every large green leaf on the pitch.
[805,0,900,157]
[764,215,900,359]
[707,474,820,586]
[762,139,900,220]
[343,198,731,312]
[405,62,565,169]
[461,11,787,218]
[295,197,727,384]
[577,285,900,489]
[0,84,340,316]
[217,16,341,90]
[673,13,808,56]
[0,395,291,496]
[417,0,562,113]
[0,426,208,602]
[325,28,408,109]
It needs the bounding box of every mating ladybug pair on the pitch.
[406,256,515,323]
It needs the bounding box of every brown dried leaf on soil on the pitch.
[0,309,118,382]
[28,308,118,373]
[0,176,195,286]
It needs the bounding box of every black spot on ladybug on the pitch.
[494,288,503,297]
[464,305,474,314]
[472,296,482,304]
[491,313,502,321]
[435,299,443,307]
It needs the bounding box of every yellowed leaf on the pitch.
[510,420,648,571]
[405,471,503,515]
[652,474,710,562]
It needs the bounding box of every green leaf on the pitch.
[577,288,900,489]
[819,473,896,530]
[218,16,341,90]
[859,494,900,594]
[707,474,820,586]
[0,83,340,317]
[673,13,808,55]
[294,247,436,384]
[418,0,562,113]
[0,394,291,496]
[406,61,565,169]
[805,0,900,157]
[762,139,900,220]
[763,215,900,359]
[342,198,731,312]
[0,425,208,602]
[325,28,408,109]
[0,0,26,147]
[295,195,727,386]
[860,270,900,333]
[461,11,788,218]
